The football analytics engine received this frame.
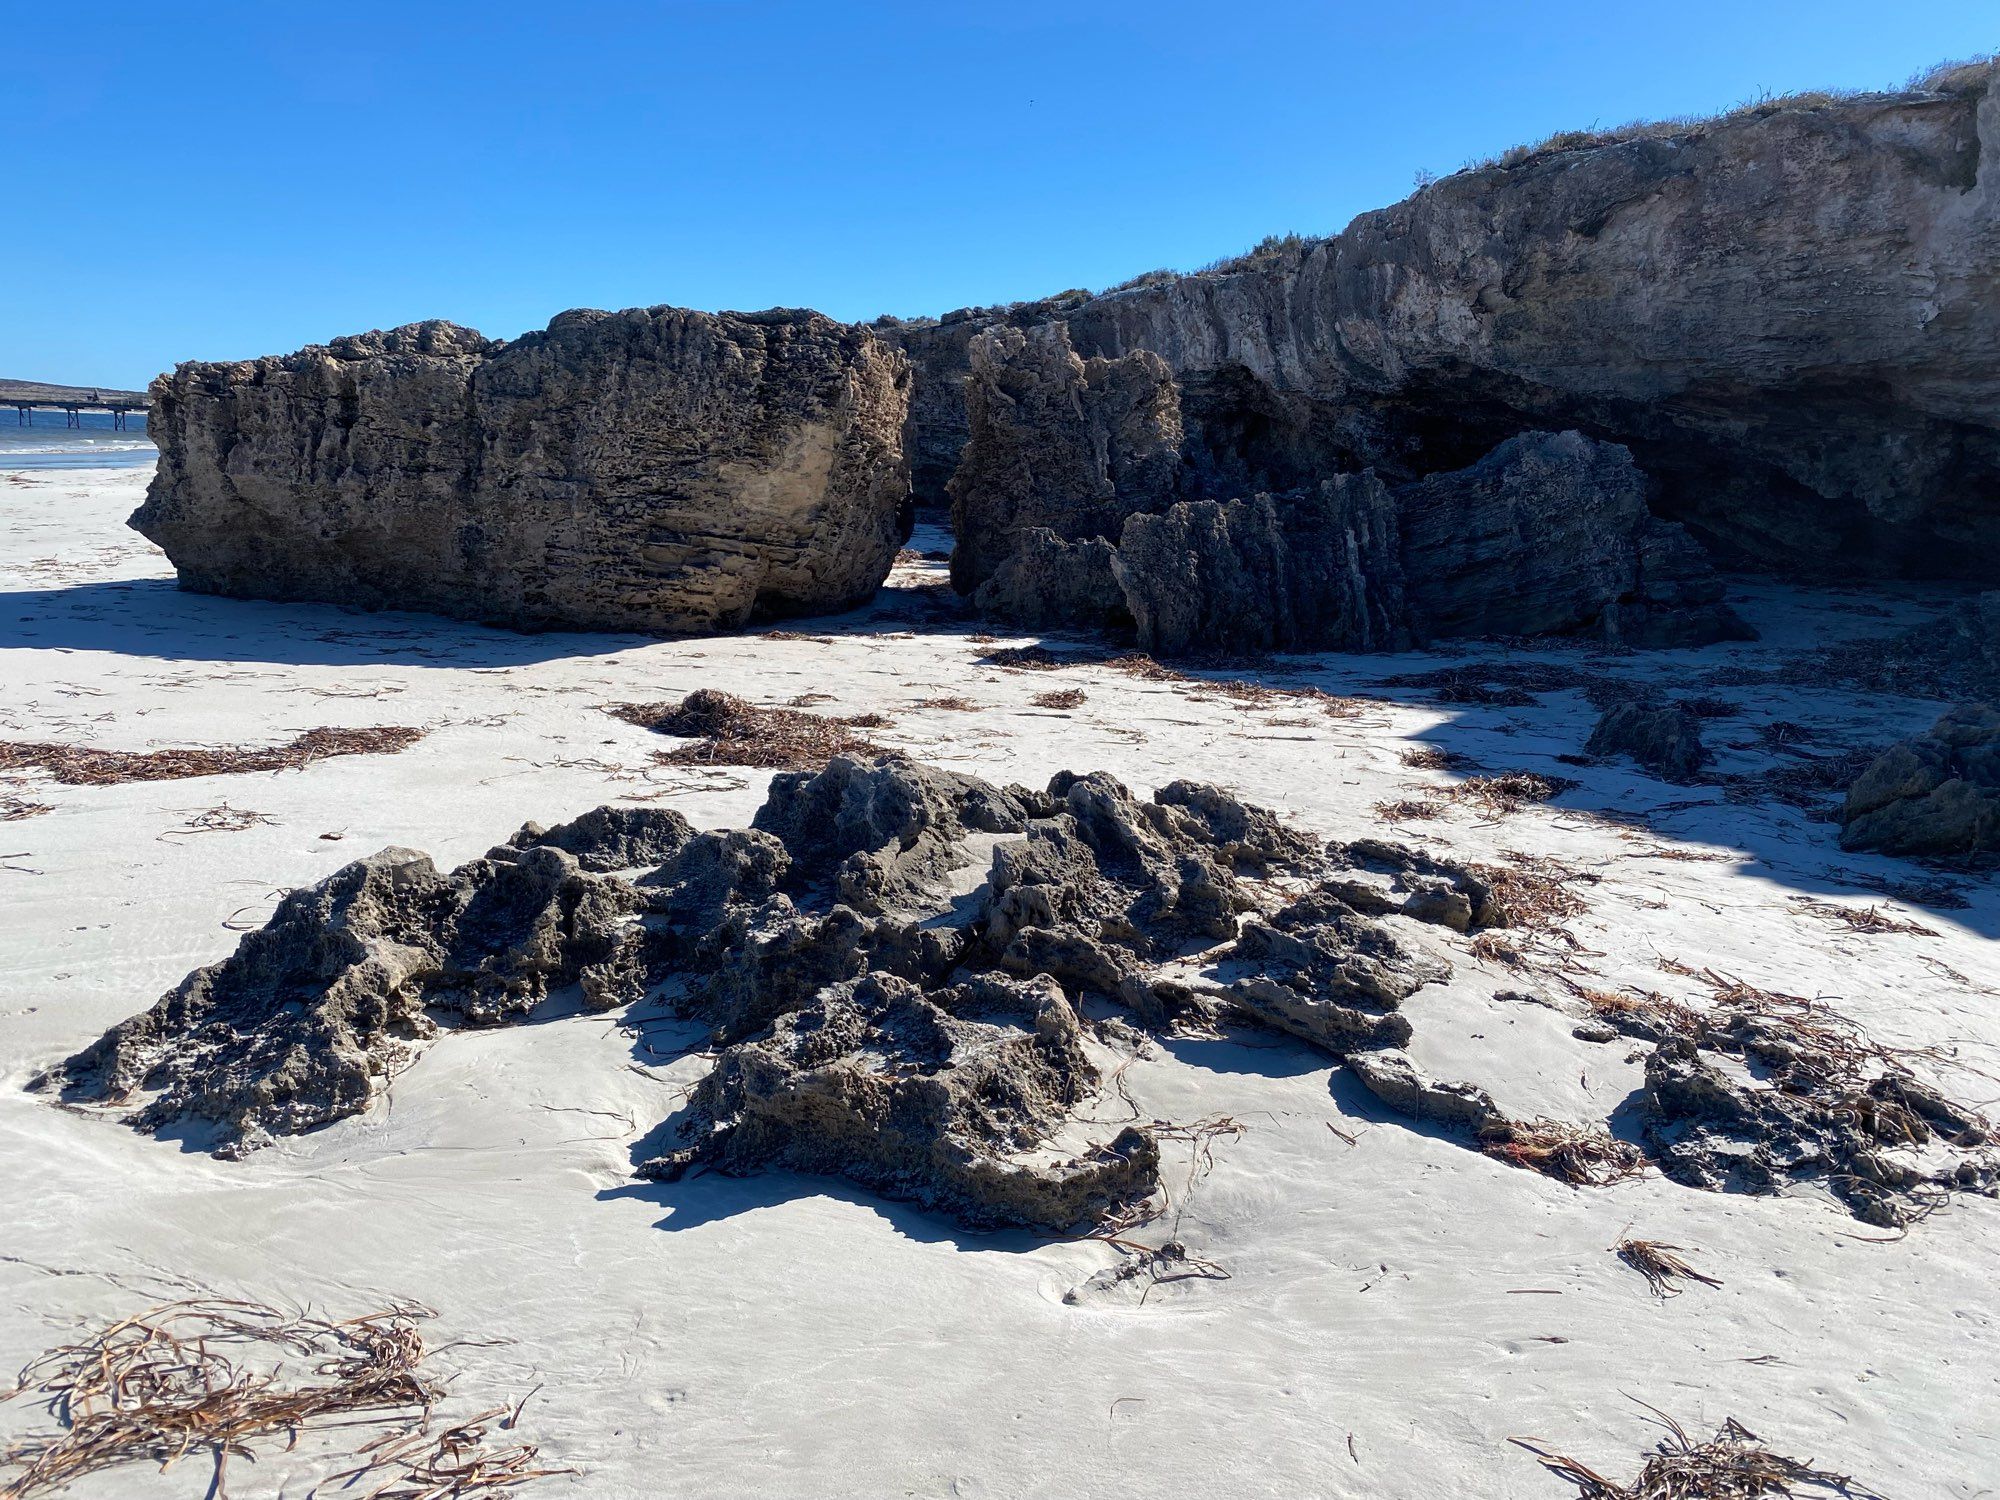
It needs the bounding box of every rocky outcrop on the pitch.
[1114,473,1406,655]
[1587,701,1712,782]
[138,308,912,633]
[42,749,1996,1228]
[946,323,1182,594]
[971,531,1128,632]
[969,427,1748,653]
[1840,703,2000,856]
[1395,432,1748,646]
[906,65,2000,582]
[41,756,1457,1228]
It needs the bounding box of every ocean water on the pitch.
[0,407,155,469]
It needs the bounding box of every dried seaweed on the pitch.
[1470,854,1598,929]
[1789,897,1940,938]
[0,727,424,786]
[1376,797,1446,822]
[1513,1407,1881,1499]
[1614,1238,1722,1299]
[1029,688,1088,710]
[609,690,886,769]
[1484,1118,1646,1186]
[1376,661,1624,708]
[0,796,51,823]
[1440,771,1580,815]
[0,1298,561,1499]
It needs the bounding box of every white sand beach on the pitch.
[2,463,1995,1498]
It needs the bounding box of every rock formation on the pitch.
[1113,473,1407,655]
[138,308,912,633]
[903,64,2000,583]
[1587,701,1712,782]
[1839,703,2000,856]
[964,424,1748,654]
[41,752,1996,1229]
[1394,431,1749,647]
[946,323,1181,594]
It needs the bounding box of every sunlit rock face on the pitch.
[137,307,912,633]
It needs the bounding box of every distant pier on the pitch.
[0,381,150,431]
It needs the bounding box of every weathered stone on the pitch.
[34,845,646,1151]
[1642,1012,1996,1228]
[972,428,1744,654]
[1394,432,1750,644]
[909,65,2000,582]
[46,756,1447,1229]
[1344,1050,1508,1136]
[1840,703,2000,855]
[640,973,1160,1231]
[1113,473,1407,655]
[970,530,1128,632]
[137,307,912,633]
[947,322,1182,593]
[1587,701,1712,781]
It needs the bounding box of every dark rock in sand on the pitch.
[35,843,648,1151]
[137,308,912,634]
[1840,703,2000,856]
[43,755,1461,1229]
[1587,701,1712,782]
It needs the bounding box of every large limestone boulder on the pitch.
[137,307,912,633]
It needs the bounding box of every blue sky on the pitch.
[8,1,1994,389]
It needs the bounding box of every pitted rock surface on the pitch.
[138,308,912,633]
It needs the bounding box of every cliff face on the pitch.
[137,307,911,633]
[905,67,2000,580]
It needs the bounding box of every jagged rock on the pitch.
[48,755,1445,1229]
[906,65,2000,582]
[947,322,1182,594]
[1839,704,2000,856]
[1322,838,1501,932]
[496,805,695,872]
[752,754,1035,916]
[34,845,646,1151]
[1394,432,1750,645]
[640,972,1159,1230]
[137,308,912,634]
[955,420,1744,652]
[1587,701,1712,781]
[1113,474,1408,655]
[1643,1019,1996,1228]
[970,530,1128,632]
[1343,1050,1509,1136]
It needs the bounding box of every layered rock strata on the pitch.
[138,308,912,633]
